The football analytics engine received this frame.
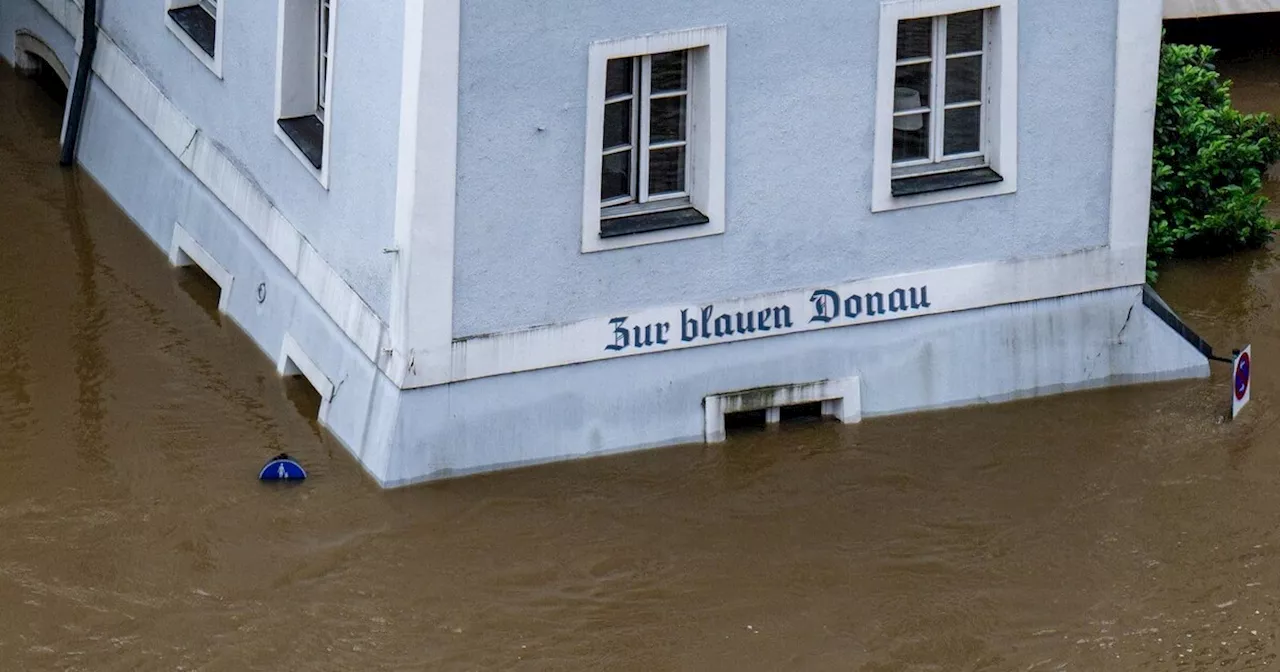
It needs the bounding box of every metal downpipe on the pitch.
[59,0,99,167]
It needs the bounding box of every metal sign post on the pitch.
[1232,345,1252,420]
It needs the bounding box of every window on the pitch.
[599,50,705,236]
[165,0,223,76]
[872,0,1017,212]
[891,12,990,182]
[582,26,727,253]
[275,0,336,184]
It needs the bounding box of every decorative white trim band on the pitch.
[445,244,1146,385]
[31,0,389,368]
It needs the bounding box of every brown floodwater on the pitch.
[5,23,1280,669]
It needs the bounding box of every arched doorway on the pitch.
[14,30,69,103]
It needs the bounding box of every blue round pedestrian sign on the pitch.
[1235,352,1251,401]
[259,454,307,481]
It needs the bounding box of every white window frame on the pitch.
[890,13,986,174]
[164,0,224,78]
[317,0,332,115]
[600,52,692,210]
[581,25,727,253]
[872,0,1017,213]
[273,0,338,188]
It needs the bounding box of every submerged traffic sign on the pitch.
[1232,345,1252,419]
[259,453,307,481]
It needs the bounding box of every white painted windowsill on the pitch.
[273,123,331,190]
[877,178,1016,212]
[163,4,223,79]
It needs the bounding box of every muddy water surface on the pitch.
[5,28,1280,669]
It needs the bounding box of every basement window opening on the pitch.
[724,402,837,438]
[723,408,769,435]
[281,359,324,424]
[704,377,862,443]
[19,54,68,104]
[174,261,223,325]
[779,401,826,424]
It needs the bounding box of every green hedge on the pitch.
[1149,42,1280,282]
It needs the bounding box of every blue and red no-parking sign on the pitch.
[1232,345,1252,419]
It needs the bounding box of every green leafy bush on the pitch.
[1149,41,1280,282]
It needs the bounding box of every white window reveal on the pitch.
[275,0,337,186]
[582,26,727,253]
[165,0,223,76]
[872,0,1017,212]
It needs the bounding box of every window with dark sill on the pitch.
[278,116,324,170]
[890,166,1002,197]
[599,206,709,238]
[168,6,216,58]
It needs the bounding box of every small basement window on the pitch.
[276,335,335,427]
[723,408,768,434]
[168,224,234,317]
[165,0,222,76]
[15,32,70,102]
[778,401,825,423]
[275,0,335,182]
[16,55,68,104]
[175,264,223,325]
[282,365,324,424]
[704,377,862,443]
[722,402,832,438]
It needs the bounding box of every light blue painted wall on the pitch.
[63,64,401,470]
[387,285,1207,486]
[0,0,75,71]
[451,0,1119,338]
[11,56,1207,489]
[94,0,401,320]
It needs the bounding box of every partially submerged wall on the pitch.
[385,285,1209,486]
[0,0,403,483]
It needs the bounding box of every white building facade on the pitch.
[2,0,1208,486]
